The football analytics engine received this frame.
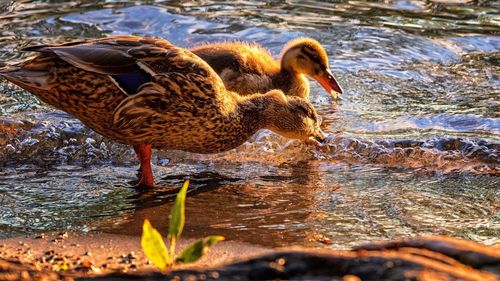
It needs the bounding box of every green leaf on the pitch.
[168,180,189,241]
[141,219,171,270]
[176,236,225,264]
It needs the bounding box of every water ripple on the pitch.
[0,0,498,247]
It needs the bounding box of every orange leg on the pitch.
[133,143,154,189]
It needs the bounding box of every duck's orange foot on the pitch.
[132,143,155,189]
[130,177,155,189]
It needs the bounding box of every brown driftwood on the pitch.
[354,235,500,274]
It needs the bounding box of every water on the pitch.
[0,0,498,248]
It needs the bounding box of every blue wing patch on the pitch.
[112,68,151,95]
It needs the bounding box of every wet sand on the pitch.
[1,233,499,280]
[0,232,270,275]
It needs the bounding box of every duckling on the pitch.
[191,37,343,99]
[0,36,327,189]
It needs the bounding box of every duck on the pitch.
[0,36,327,189]
[190,37,343,99]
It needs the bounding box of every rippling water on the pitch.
[0,0,498,248]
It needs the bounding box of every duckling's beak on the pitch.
[314,69,343,100]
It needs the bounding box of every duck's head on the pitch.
[263,90,328,144]
[280,38,343,99]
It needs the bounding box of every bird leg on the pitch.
[133,143,155,189]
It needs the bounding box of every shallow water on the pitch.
[0,1,498,248]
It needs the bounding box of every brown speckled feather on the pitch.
[22,36,173,74]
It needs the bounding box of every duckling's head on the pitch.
[263,90,327,143]
[280,38,343,99]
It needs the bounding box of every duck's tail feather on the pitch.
[0,65,50,90]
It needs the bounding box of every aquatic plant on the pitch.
[141,180,224,269]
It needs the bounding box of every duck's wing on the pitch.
[21,36,171,74]
[111,82,171,142]
[112,69,228,144]
[21,36,224,96]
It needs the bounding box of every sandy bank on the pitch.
[0,233,498,280]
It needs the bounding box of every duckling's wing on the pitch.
[191,42,279,95]
[191,41,278,75]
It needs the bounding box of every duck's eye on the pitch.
[295,105,310,117]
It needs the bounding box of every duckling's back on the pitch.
[191,41,280,95]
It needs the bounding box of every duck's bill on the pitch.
[314,69,343,99]
[308,131,331,146]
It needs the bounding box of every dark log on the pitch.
[354,236,500,274]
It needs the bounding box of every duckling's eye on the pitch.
[311,56,320,63]
[297,54,307,61]
[308,111,318,123]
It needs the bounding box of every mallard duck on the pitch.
[0,36,327,189]
[191,37,343,99]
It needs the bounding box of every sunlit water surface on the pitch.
[0,0,498,248]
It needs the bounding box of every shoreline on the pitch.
[1,232,498,280]
[0,232,270,275]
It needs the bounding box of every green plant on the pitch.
[141,180,224,270]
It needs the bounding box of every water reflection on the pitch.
[0,0,498,247]
[2,161,496,248]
